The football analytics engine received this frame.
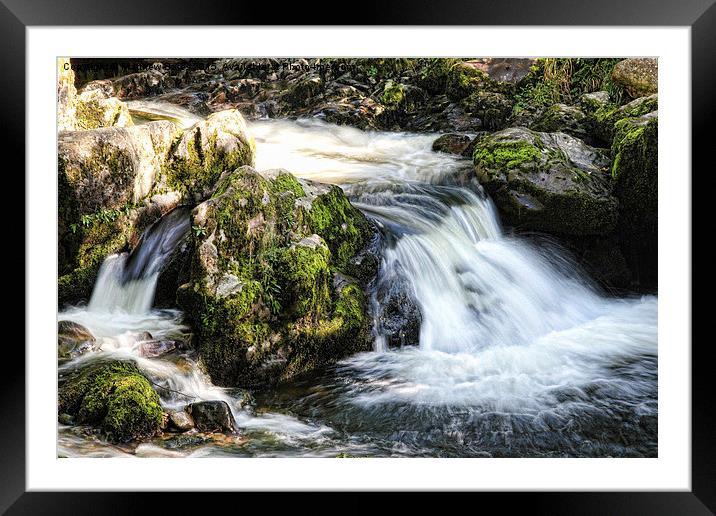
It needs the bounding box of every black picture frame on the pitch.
[4,0,710,512]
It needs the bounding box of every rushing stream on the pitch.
[58,109,658,458]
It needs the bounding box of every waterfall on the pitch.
[88,206,191,314]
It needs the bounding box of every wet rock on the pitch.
[58,413,75,425]
[459,91,513,131]
[75,88,133,130]
[138,339,180,358]
[611,58,658,99]
[374,267,422,348]
[168,410,195,432]
[186,401,237,433]
[473,127,617,236]
[58,320,98,360]
[109,68,168,99]
[590,94,658,144]
[463,58,537,85]
[432,134,472,156]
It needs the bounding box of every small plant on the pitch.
[192,224,207,238]
[367,65,378,78]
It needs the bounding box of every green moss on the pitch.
[446,63,493,100]
[300,185,372,270]
[271,172,305,197]
[58,208,131,306]
[273,244,331,318]
[474,140,542,172]
[281,280,368,381]
[166,129,256,198]
[59,361,163,442]
[381,81,405,107]
[594,95,658,143]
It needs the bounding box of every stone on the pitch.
[168,410,194,432]
[57,58,78,131]
[58,320,98,360]
[186,401,237,433]
[473,127,617,236]
[610,112,658,288]
[611,58,658,99]
[166,109,256,198]
[177,167,376,387]
[58,361,163,442]
[138,339,180,358]
[432,134,472,155]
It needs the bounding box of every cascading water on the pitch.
[59,111,657,457]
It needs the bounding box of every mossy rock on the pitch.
[177,167,376,387]
[591,94,658,144]
[164,109,256,199]
[58,361,163,442]
[459,91,513,131]
[446,62,496,100]
[75,89,133,130]
[611,112,658,288]
[473,127,617,236]
[530,103,590,142]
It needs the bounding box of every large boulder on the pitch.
[164,109,256,199]
[177,166,376,387]
[473,128,617,236]
[611,112,658,288]
[611,58,658,99]
[58,361,164,442]
[58,121,179,217]
[58,120,180,284]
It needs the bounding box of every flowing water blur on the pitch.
[58,113,657,457]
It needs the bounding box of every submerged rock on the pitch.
[611,58,658,99]
[186,401,237,433]
[58,320,98,360]
[58,361,163,442]
[177,166,376,387]
[473,127,617,236]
